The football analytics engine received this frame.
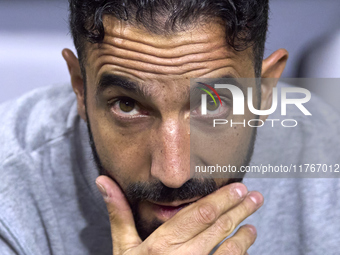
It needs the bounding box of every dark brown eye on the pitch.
[119,98,135,112]
[207,98,219,111]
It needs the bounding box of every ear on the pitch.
[261,48,289,79]
[62,48,87,121]
[259,49,289,121]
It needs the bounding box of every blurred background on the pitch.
[1,0,340,108]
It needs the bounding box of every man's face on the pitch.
[82,17,257,239]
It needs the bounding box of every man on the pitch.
[0,0,339,254]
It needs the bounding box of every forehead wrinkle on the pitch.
[94,56,235,76]
[85,20,247,79]
[106,33,211,50]
[103,35,232,59]
[97,66,210,82]
[89,49,243,81]
[93,52,241,80]
[96,41,230,67]
[90,45,238,77]
[85,21,254,90]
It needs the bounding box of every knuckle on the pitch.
[195,202,218,225]
[239,200,253,215]
[146,232,176,254]
[219,240,243,255]
[214,215,233,234]
[147,240,167,254]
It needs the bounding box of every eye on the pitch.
[119,98,136,112]
[205,97,225,115]
[191,96,230,118]
[206,98,219,112]
[110,97,147,117]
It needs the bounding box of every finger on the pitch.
[96,176,142,254]
[213,224,257,255]
[186,191,263,254]
[151,183,248,244]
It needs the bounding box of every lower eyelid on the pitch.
[110,101,151,118]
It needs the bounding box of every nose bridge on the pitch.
[151,116,190,188]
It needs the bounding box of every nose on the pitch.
[150,116,190,188]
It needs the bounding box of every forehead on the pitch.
[84,16,254,88]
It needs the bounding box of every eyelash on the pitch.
[108,96,231,122]
[190,95,231,117]
[108,97,149,119]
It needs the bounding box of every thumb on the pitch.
[96,175,142,254]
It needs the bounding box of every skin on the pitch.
[63,15,288,254]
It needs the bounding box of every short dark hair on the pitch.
[69,0,269,79]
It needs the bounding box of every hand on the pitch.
[96,176,263,255]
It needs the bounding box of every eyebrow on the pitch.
[191,75,246,95]
[96,73,246,101]
[208,75,246,93]
[96,73,149,98]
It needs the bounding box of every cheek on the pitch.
[190,111,255,168]
[87,105,153,184]
[191,126,252,165]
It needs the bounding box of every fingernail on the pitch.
[235,188,243,197]
[96,181,108,199]
[235,185,247,198]
[249,194,258,204]
[246,224,257,235]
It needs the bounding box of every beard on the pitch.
[85,109,257,240]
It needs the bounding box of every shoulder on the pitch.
[253,81,340,166]
[0,84,77,164]
[246,82,340,253]
[0,83,79,194]
[0,84,79,254]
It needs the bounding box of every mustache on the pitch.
[125,178,242,204]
